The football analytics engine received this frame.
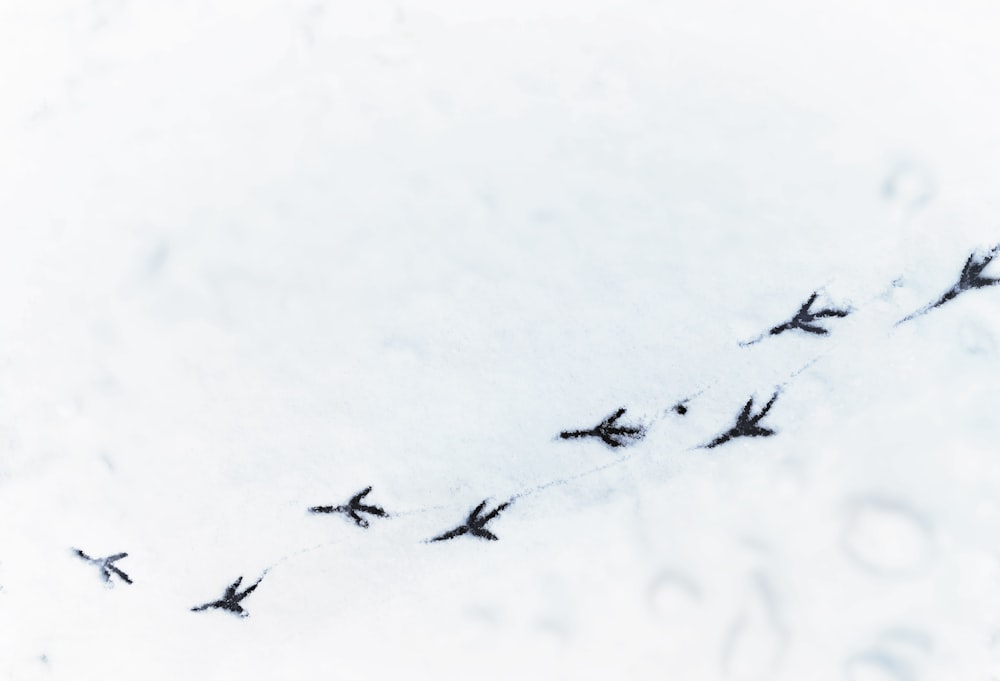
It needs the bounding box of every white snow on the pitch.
[1,0,1000,678]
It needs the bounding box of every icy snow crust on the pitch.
[2,0,1000,679]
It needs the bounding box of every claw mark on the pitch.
[741,292,851,346]
[704,392,780,449]
[429,499,511,542]
[845,628,933,680]
[899,244,1000,323]
[191,574,265,618]
[841,497,932,576]
[559,408,645,448]
[310,486,388,528]
[72,549,132,585]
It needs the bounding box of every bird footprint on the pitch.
[429,500,511,542]
[742,292,851,346]
[705,392,780,449]
[72,549,133,586]
[899,244,1000,323]
[310,486,388,528]
[191,574,265,618]
[559,408,645,448]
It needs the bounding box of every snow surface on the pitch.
[2,0,1000,678]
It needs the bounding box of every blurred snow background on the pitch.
[1,0,1000,678]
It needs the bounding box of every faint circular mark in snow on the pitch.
[844,631,930,681]
[842,498,933,576]
[647,569,702,623]
[845,652,914,681]
[882,160,935,220]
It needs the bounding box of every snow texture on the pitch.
[2,0,1000,679]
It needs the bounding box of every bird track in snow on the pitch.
[310,486,388,528]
